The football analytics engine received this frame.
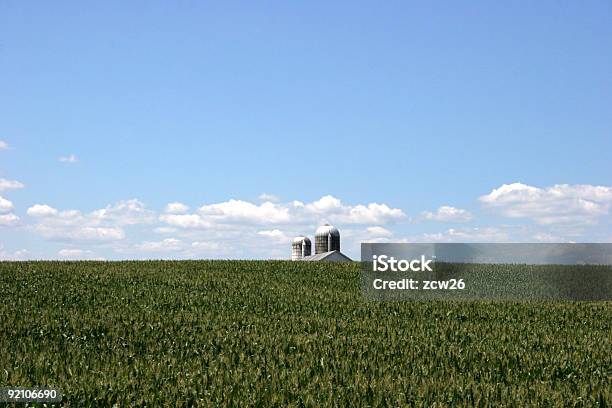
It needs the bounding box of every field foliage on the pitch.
[0,261,610,406]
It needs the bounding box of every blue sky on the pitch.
[1,1,611,260]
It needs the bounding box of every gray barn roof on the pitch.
[302,250,352,262]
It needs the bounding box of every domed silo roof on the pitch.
[315,224,340,254]
[291,236,311,260]
[292,236,311,244]
[315,224,340,237]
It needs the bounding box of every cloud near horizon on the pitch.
[25,199,154,243]
[160,195,406,230]
[422,206,473,222]
[480,183,612,225]
[4,195,406,259]
[1,184,610,259]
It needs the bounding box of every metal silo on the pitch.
[291,236,312,260]
[315,224,340,254]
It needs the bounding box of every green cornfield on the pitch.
[0,261,610,407]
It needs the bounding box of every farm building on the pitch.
[292,224,352,262]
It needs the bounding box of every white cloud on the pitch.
[154,226,178,234]
[90,199,155,225]
[27,204,59,217]
[191,241,220,251]
[127,238,224,258]
[419,224,595,244]
[198,200,292,224]
[14,249,29,258]
[58,248,104,260]
[59,154,78,163]
[304,196,406,224]
[135,238,183,252]
[160,196,406,233]
[165,202,189,214]
[59,248,91,257]
[35,224,125,241]
[480,183,612,225]
[5,186,612,258]
[16,195,407,258]
[305,195,343,213]
[159,213,211,229]
[423,227,512,242]
[340,203,406,224]
[422,206,473,222]
[259,193,279,202]
[0,213,19,226]
[365,226,393,237]
[0,196,13,213]
[257,229,289,243]
[0,196,18,226]
[0,244,29,260]
[0,178,24,191]
[257,229,285,238]
[27,199,151,243]
[0,141,8,150]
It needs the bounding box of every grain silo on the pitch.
[315,224,340,254]
[291,224,351,262]
[291,236,312,261]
